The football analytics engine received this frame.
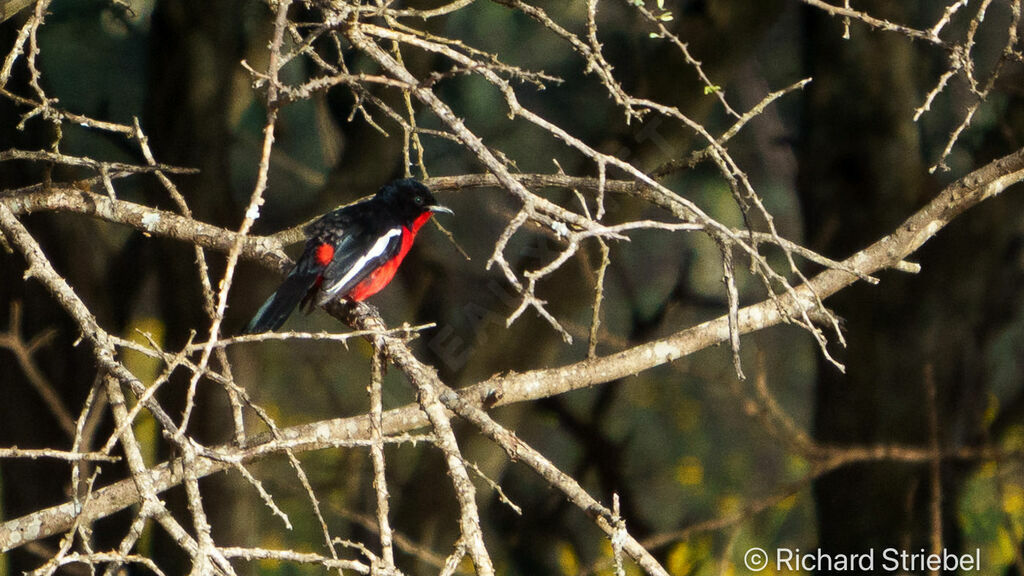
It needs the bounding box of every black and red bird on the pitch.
[244,178,452,334]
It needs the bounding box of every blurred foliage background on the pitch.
[1,0,1024,574]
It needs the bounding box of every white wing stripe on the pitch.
[322,227,402,298]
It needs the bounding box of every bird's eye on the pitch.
[415,196,425,205]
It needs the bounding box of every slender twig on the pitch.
[368,346,396,569]
[0,301,74,437]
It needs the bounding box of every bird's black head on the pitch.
[377,178,453,226]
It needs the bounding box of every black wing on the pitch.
[303,199,404,306]
[315,223,403,306]
[243,198,375,334]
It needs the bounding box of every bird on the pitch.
[244,178,452,334]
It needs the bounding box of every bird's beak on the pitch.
[429,205,454,216]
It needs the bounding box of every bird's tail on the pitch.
[244,271,315,334]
